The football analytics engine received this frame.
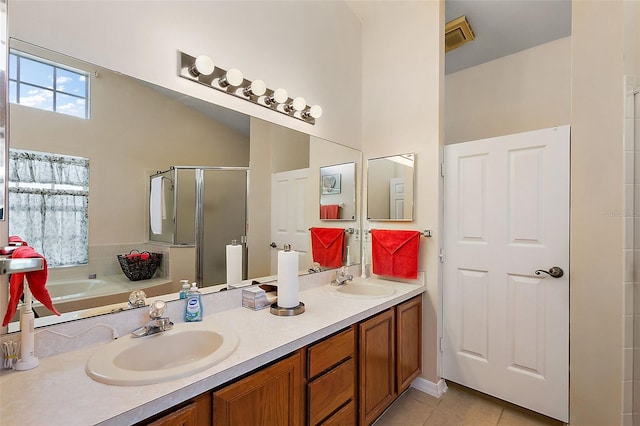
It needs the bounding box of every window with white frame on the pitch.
[8,50,89,119]
[8,149,89,267]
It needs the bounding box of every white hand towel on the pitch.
[150,176,164,234]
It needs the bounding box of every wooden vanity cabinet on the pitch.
[136,294,422,426]
[306,325,357,425]
[212,350,304,426]
[359,295,423,426]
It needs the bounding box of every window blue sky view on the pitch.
[8,51,88,119]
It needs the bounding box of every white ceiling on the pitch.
[445,0,572,74]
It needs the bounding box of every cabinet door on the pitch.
[145,393,211,426]
[396,295,423,393]
[213,350,304,426]
[146,402,197,426]
[359,308,396,426]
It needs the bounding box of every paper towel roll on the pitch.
[277,249,299,308]
[226,244,243,286]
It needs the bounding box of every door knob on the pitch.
[534,266,564,278]
[270,242,277,248]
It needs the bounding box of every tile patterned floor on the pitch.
[374,382,565,426]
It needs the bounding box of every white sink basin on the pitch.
[324,281,395,299]
[86,321,238,386]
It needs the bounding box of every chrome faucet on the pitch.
[332,266,353,286]
[131,300,174,338]
[128,289,147,308]
[308,262,322,274]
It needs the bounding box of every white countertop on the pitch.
[0,277,425,426]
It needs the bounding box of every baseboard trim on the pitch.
[411,377,448,398]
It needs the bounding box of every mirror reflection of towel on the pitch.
[310,227,345,268]
[371,230,420,279]
[320,204,340,219]
[2,247,60,326]
[150,176,165,234]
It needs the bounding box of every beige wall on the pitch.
[571,1,625,424]
[624,0,640,76]
[10,41,248,246]
[247,119,273,279]
[351,0,443,383]
[445,37,571,144]
[270,126,309,173]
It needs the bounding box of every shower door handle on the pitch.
[534,266,564,278]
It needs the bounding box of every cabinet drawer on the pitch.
[321,399,356,426]
[307,326,355,379]
[308,357,356,425]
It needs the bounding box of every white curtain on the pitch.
[8,149,89,267]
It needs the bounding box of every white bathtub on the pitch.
[33,276,174,317]
[46,279,109,300]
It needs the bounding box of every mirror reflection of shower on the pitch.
[149,166,248,287]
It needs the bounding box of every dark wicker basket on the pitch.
[117,250,163,281]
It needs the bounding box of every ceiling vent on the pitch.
[445,15,475,52]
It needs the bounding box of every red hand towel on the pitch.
[310,227,345,268]
[371,230,420,279]
[9,236,28,246]
[320,205,340,220]
[2,246,60,326]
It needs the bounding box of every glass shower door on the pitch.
[199,169,247,287]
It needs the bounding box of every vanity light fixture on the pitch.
[179,51,322,124]
[243,79,267,97]
[265,88,288,106]
[218,68,244,88]
[188,55,215,77]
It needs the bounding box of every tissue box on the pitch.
[242,286,275,310]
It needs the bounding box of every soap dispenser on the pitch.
[179,280,190,299]
[184,282,203,322]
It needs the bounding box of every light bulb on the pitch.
[265,88,288,106]
[292,97,306,111]
[218,68,244,88]
[285,96,306,113]
[309,105,323,118]
[273,88,288,104]
[243,79,267,97]
[188,55,215,77]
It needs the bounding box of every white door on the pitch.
[442,126,569,422]
[271,169,309,274]
[389,177,404,220]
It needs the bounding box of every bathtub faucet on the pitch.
[131,300,173,338]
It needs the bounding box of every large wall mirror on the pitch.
[4,39,361,332]
[367,153,415,221]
